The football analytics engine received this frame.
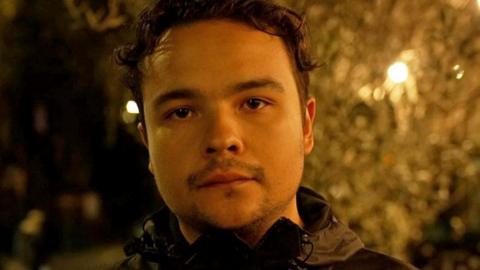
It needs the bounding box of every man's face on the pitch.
[139,20,315,234]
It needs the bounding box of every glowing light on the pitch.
[373,88,385,101]
[387,62,409,84]
[453,64,464,80]
[477,0,480,9]
[389,87,404,103]
[126,100,139,114]
[358,85,372,100]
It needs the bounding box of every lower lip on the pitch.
[199,178,253,189]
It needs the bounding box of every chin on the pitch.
[200,203,263,230]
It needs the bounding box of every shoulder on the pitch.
[331,248,419,270]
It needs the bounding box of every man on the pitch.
[114,0,418,269]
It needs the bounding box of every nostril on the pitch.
[205,144,238,155]
[227,145,238,152]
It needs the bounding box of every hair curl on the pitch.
[115,0,317,123]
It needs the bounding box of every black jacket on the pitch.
[115,187,418,270]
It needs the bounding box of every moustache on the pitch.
[187,158,265,188]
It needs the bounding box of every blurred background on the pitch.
[0,0,479,269]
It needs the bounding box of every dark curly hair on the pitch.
[115,0,317,124]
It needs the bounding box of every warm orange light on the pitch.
[387,62,409,84]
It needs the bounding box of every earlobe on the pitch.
[137,122,149,147]
[303,97,316,154]
[148,161,153,174]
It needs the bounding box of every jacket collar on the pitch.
[124,186,363,267]
[296,187,364,265]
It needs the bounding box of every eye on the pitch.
[243,98,268,110]
[166,107,194,120]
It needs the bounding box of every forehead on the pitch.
[141,19,297,98]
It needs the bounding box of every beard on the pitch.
[176,185,298,247]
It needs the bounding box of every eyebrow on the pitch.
[229,78,285,94]
[152,78,285,108]
[152,88,201,109]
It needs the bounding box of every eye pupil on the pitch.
[247,99,262,109]
[175,108,190,118]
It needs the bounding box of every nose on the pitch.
[204,110,244,157]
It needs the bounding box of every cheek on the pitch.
[148,127,199,178]
[147,127,198,208]
[247,111,305,176]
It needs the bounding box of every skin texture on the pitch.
[138,19,316,247]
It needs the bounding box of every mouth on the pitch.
[197,172,255,189]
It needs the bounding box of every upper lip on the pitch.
[198,171,253,188]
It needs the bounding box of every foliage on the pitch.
[281,0,480,260]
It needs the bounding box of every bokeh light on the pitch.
[453,64,465,80]
[387,62,409,84]
[126,100,139,114]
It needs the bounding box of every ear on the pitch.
[303,97,316,155]
[137,122,149,148]
[138,122,154,174]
